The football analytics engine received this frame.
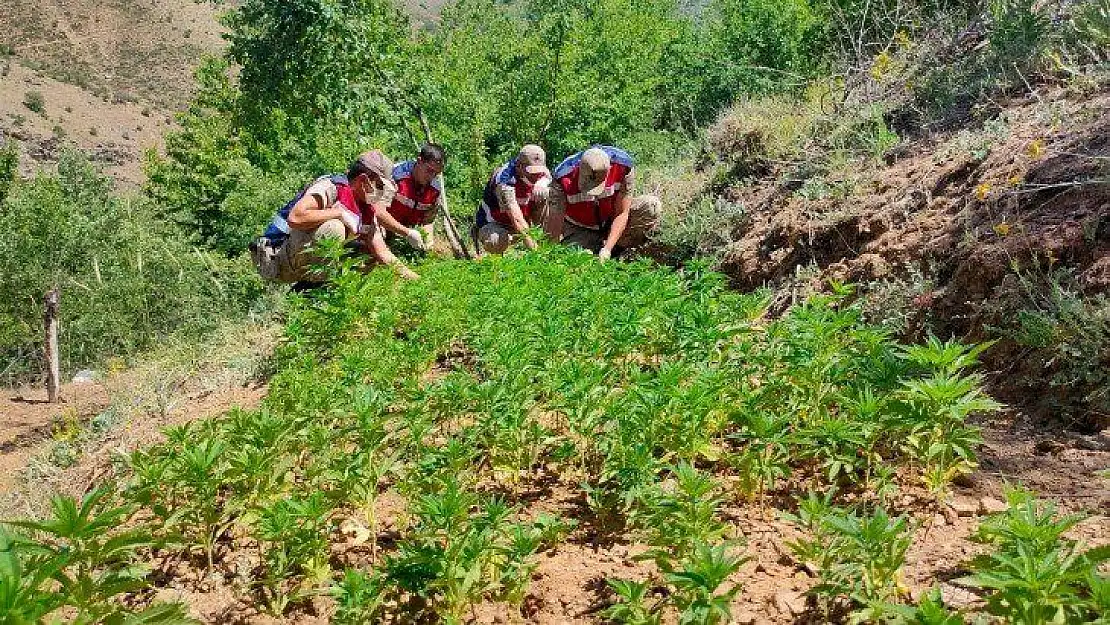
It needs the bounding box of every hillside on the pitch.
[0,1,1106,624]
[0,0,445,185]
[678,82,1110,430]
[0,0,226,184]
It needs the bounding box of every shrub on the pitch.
[0,150,267,384]
[0,141,16,205]
[23,90,45,115]
[214,165,301,255]
[706,83,898,170]
[985,265,1109,427]
[988,0,1051,67]
[708,0,825,84]
[707,89,823,165]
[874,0,1107,131]
[1071,0,1110,57]
[654,195,748,262]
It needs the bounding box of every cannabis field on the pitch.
[3,247,1106,624]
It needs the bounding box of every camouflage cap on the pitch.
[578,147,610,197]
[517,144,548,175]
[351,150,395,186]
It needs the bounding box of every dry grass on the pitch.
[706,83,835,165]
[0,316,281,520]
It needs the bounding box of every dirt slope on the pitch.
[0,62,174,186]
[0,0,226,185]
[710,83,1109,429]
[0,320,277,520]
[718,88,1108,295]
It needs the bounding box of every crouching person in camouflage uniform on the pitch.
[473,144,551,255]
[250,150,420,283]
[546,145,660,261]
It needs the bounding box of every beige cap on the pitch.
[517,144,547,175]
[352,150,396,189]
[578,148,610,197]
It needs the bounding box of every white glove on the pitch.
[597,248,611,262]
[405,228,426,250]
[338,210,361,236]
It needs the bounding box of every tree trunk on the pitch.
[43,287,60,403]
[371,64,474,260]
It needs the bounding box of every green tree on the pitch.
[0,140,16,205]
[144,58,271,255]
[223,0,415,168]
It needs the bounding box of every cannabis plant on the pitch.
[785,502,914,618]
[959,487,1108,624]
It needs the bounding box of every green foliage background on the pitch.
[145,0,888,248]
[0,150,265,383]
[146,0,1106,254]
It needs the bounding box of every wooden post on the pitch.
[435,176,473,260]
[44,287,61,403]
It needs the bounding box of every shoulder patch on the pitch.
[495,161,516,186]
[392,160,415,181]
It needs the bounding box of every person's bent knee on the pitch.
[314,219,347,241]
[480,225,512,254]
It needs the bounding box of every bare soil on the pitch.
[6,377,1101,624]
[0,379,266,516]
[0,0,225,109]
[0,322,277,519]
[0,62,172,186]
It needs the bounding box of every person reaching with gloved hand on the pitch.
[546,145,660,261]
[473,144,551,256]
[250,150,419,283]
[375,143,447,256]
